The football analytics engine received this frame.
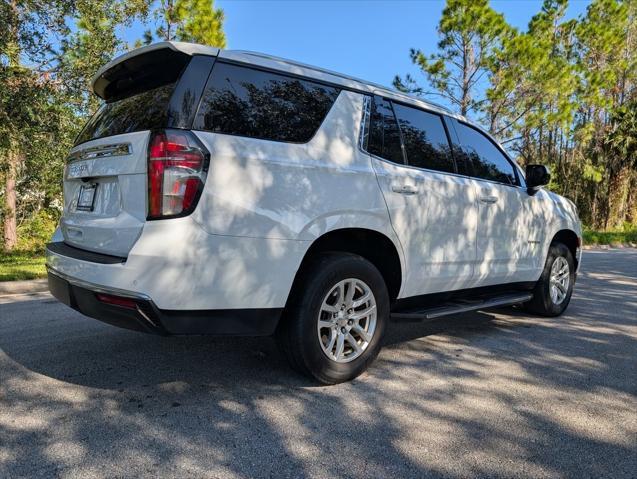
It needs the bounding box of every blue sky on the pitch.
[125,0,590,111]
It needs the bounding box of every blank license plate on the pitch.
[77,183,97,211]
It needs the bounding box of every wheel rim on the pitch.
[317,278,377,363]
[549,256,570,305]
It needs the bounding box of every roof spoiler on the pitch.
[91,42,219,101]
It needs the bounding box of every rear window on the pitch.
[193,62,341,143]
[75,84,175,146]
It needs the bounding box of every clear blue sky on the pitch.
[125,0,590,111]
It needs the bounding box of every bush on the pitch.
[583,224,637,246]
[15,208,60,253]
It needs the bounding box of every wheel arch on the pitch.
[288,228,403,305]
[551,229,580,269]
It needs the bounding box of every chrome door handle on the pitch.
[479,195,498,204]
[392,184,418,195]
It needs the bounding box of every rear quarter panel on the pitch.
[191,91,398,244]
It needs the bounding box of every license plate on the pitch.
[77,183,97,211]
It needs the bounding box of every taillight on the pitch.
[96,293,138,310]
[147,129,209,219]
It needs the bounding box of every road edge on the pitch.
[0,278,49,296]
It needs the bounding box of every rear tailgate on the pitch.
[61,132,150,257]
[60,42,218,258]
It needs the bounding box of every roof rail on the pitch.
[230,49,456,116]
[232,50,386,88]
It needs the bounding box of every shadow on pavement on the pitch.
[0,249,635,477]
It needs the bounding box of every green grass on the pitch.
[583,227,637,246]
[0,251,47,282]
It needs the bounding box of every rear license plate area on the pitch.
[77,183,97,211]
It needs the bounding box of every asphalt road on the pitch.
[1,249,636,478]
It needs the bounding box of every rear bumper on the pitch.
[47,268,282,336]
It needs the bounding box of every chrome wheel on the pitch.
[549,256,570,305]
[317,278,377,363]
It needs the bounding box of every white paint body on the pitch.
[47,44,582,312]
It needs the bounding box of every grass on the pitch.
[583,227,637,246]
[0,250,47,282]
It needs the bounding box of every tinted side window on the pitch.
[368,96,404,164]
[455,122,517,185]
[194,62,340,143]
[392,103,455,173]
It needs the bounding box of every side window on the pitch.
[367,96,404,164]
[454,122,517,185]
[193,62,340,143]
[392,103,455,173]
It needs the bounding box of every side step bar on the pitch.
[391,293,533,322]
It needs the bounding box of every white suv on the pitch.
[47,42,582,384]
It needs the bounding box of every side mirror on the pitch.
[526,164,550,192]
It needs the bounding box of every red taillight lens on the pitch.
[147,130,209,219]
[96,293,138,310]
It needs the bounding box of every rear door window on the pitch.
[392,103,455,173]
[454,122,518,185]
[367,96,404,164]
[193,62,341,143]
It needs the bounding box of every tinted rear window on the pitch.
[193,62,341,143]
[75,84,175,146]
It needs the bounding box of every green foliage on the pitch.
[175,0,226,47]
[0,0,227,254]
[394,0,509,116]
[16,209,60,253]
[400,0,637,230]
[605,98,637,170]
[583,225,637,245]
[144,0,226,47]
[58,0,150,115]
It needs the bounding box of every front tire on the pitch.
[526,242,575,316]
[277,253,389,384]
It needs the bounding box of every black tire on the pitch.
[525,242,575,316]
[276,252,389,385]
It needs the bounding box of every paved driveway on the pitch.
[1,249,635,478]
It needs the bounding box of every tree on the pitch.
[574,0,636,228]
[394,0,508,117]
[1,0,150,251]
[396,0,637,230]
[486,0,577,147]
[0,0,71,251]
[58,0,150,116]
[144,0,226,48]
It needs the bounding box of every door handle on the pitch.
[479,195,498,204]
[392,184,418,195]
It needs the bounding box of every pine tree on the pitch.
[394,0,508,117]
[145,0,226,48]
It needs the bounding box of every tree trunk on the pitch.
[3,147,19,251]
[605,165,631,230]
[626,169,637,225]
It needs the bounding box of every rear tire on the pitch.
[277,252,389,385]
[526,242,575,316]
